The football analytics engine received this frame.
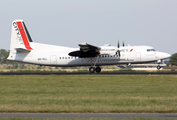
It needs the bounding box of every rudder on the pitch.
[10,19,33,51]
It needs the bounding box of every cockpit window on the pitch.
[147,49,156,52]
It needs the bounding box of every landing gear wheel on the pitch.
[95,67,101,73]
[89,67,95,73]
[157,66,161,70]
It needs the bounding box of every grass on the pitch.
[0,75,177,113]
[0,69,176,73]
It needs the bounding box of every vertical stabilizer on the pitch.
[10,19,33,51]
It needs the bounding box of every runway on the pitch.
[0,72,177,75]
[0,113,177,119]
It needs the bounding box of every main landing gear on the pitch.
[89,66,101,73]
[89,56,101,73]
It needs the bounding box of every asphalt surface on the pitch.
[0,113,177,119]
[0,72,177,75]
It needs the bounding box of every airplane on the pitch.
[7,19,171,73]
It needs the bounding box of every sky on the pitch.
[0,0,177,54]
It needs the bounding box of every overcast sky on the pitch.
[0,0,177,54]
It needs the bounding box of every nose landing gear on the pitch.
[157,60,162,70]
[157,65,161,70]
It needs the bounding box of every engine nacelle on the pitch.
[99,50,117,56]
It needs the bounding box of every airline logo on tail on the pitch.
[13,21,33,50]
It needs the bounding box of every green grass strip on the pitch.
[0,75,177,113]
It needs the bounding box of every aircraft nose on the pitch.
[156,52,171,59]
[165,53,171,58]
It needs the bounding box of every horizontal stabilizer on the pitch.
[15,48,31,53]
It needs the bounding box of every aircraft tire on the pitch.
[95,67,101,73]
[157,66,161,70]
[89,67,95,73]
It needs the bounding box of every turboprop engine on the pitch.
[99,47,119,56]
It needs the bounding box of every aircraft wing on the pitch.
[79,43,101,52]
[68,43,101,57]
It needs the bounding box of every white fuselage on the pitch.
[8,42,170,67]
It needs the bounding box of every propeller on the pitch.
[116,40,125,57]
[116,41,120,57]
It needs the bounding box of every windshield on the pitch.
[147,49,156,52]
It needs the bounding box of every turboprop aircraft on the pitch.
[7,19,171,73]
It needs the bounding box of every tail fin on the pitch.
[10,19,33,51]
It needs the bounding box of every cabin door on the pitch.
[136,53,141,61]
[50,55,57,64]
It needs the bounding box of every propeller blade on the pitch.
[116,39,121,57]
[117,41,119,48]
[117,50,120,57]
[116,40,121,57]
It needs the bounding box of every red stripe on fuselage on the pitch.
[16,22,33,50]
